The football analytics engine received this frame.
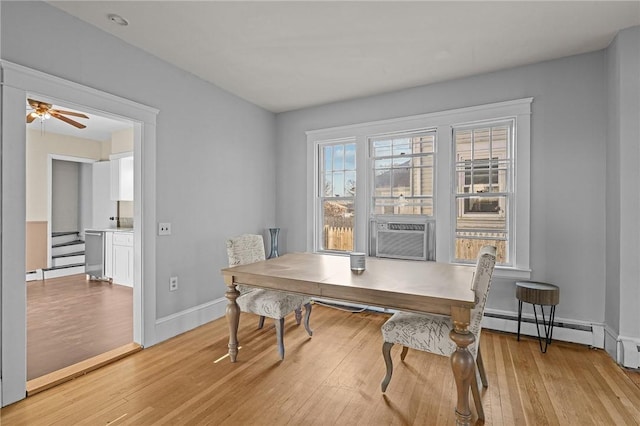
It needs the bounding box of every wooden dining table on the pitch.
[221,252,478,425]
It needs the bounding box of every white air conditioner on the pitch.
[374,221,434,261]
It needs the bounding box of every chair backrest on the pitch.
[469,245,497,334]
[226,234,265,266]
[226,234,266,294]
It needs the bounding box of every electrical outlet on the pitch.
[158,222,172,236]
[169,276,178,291]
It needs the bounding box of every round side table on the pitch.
[515,281,560,353]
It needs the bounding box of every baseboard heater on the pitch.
[483,311,592,332]
[481,310,602,348]
[310,300,601,348]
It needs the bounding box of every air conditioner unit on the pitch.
[374,221,434,261]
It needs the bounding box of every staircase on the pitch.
[43,231,86,279]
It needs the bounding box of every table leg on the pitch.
[450,306,475,426]
[224,276,241,362]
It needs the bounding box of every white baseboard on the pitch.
[482,308,603,348]
[620,336,640,368]
[154,297,227,344]
[43,265,85,279]
[604,325,619,362]
[26,269,43,281]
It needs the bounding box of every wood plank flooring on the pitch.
[4,304,640,425]
[27,274,133,380]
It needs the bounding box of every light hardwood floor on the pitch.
[3,304,640,425]
[27,274,133,380]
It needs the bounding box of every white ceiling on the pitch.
[48,1,640,113]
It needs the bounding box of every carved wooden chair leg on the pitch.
[476,346,488,388]
[275,317,285,360]
[258,316,265,329]
[470,365,485,420]
[381,341,394,392]
[400,346,409,361]
[294,307,302,325]
[303,303,313,336]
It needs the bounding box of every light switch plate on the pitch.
[158,222,171,236]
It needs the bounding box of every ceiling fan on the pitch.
[26,98,89,129]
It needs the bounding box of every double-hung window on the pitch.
[371,131,435,216]
[453,121,513,265]
[317,139,357,252]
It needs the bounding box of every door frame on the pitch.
[1,60,159,405]
[48,154,98,268]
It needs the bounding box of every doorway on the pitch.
[1,61,159,406]
[25,106,137,387]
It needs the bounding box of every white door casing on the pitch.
[1,61,158,406]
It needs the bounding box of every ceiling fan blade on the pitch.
[26,113,36,123]
[50,109,89,119]
[51,112,86,129]
[27,98,40,109]
[27,98,52,110]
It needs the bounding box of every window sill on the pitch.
[492,266,532,280]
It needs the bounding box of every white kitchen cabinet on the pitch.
[111,232,134,287]
[110,155,134,201]
[92,161,117,230]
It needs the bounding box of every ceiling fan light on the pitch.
[30,112,38,118]
[44,113,51,120]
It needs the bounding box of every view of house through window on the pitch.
[454,121,512,264]
[320,141,356,252]
[371,131,435,216]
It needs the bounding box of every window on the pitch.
[370,131,435,216]
[318,140,356,252]
[307,98,531,277]
[454,121,513,265]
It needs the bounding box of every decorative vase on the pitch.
[268,227,280,259]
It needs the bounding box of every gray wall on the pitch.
[52,160,80,233]
[276,51,609,324]
[605,26,640,346]
[1,1,277,317]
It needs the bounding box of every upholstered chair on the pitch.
[380,245,497,420]
[226,234,313,359]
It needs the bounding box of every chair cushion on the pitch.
[381,311,481,358]
[237,289,310,319]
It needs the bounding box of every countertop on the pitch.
[85,228,133,233]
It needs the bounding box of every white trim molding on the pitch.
[155,298,227,344]
[1,60,158,406]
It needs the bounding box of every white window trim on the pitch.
[306,98,532,278]
[314,137,358,254]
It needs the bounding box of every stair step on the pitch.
[51,231,79,237]
[43,264,85,280]
[52,241,85,257]
[52,239,84,248]
[52,254,85,267]
[53,251,85,258]
[51,232,80,245]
